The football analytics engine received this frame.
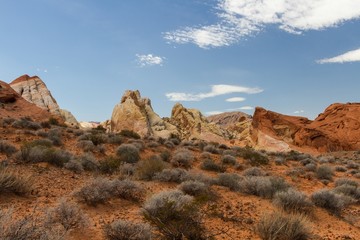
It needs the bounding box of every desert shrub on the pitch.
[77,140,95,152]
[108,134,124,144]
[346,160,359,169]
[179,180,210,198]
[136,155,167,180]
[119,163,137,177]
[0,209,63,240]
[76,178,112,206]
[299,158,313,166]
[99,156,122,174]
[316,165,333,180]
[64,159,84,173]
[154,168,189,183]
[273,189,314,215]
[0,168,33,195]
[257,211,310,240]
[334,185,360,201]
[12,117,41,130]
[240,147,269,166]
[0,140,17,156]
[30,138,53,147]
[79,153,99,171]
[116,144,140,164]
[104,220,151,240]
[311,189,345,214]
[334,166,347,172]
[242,167,267,177]
[171,148,194,169]
[304,163,317,172]
[78,132,107,146]
[147,141,160,148]
[48,149,73,167]
[216,173,242,191]
[221,155,236,165]
[119,129,141,139]
[222,149,236,157]
[180,140,193,146]
[164,140,175,148]
[36,130,49,137]
[45,199,88,231]
[200,152,212,160]
[285,150,310,161]
[159,150,171,162]
[47,128,63,146]
[203,145,219,154]
[335,178,358,187]
[240,176,290,199]
[111,179,144,202]
[169,137,180,146]
[274,157,285,165]
[200,158,224,172]
[0,117,15,126]
[142,190,205,240]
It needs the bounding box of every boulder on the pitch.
[59,109,80,128]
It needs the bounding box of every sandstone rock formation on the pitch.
[252,103,360,152]
[111,90,178,138]
[59,109,79,128]
[79,121,100,129]
[207,111,253,145]
[0,80,55,122]
[10,75,61,115]
[170,103,229,143]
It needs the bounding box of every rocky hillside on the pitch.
[10,75,79,127]
[252,103,360,152]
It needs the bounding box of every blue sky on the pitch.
[1,0,360,122]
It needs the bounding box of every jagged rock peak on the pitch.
[111,90,178,138]
[10,75,61,115]
[170,103,229,142]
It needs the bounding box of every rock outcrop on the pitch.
[10,75,61,115]
[111,90,178,138]
[170,103,229,143]
[0,80,55,122]
[207,111,253,145]
[59,109,79,128]
[79,121,100,129]
[252,103,360,152]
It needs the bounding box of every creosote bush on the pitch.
[171,148,194,169]
[273,189,314,215]
[116,144,140,164]
[142,190,205,240]
[104,220,151,240]
[257,211,311,240]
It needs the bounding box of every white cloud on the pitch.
[136,54,164,67]
[237,106,254,110]
[294,110,305,114]
[317,48,360,64]
[166,84,263,101]
[226,97,246,102]
[165,0,360,48]
[205,111,224,116]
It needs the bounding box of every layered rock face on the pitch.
[252,103,360,152]
[10,75,61,115]
[170,103,229,142]
[111,90,178,138]
[207,111,253,145]
[0,80,55,121]
[59,109,79,128]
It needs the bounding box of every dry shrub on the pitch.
[273,189,314,215]
[257,211,311,240]
[45,199,88,231]
[171,148,194,169]
[111,179,144,202]
[154,168,189,183]
[76,178,112,206]
[221,154,236,165]
[0,140,17,156]
[12,117,41,130]
[316,165,333,180]
[0,168,33,195]
[136,155,167,180]
[142,190,205,240]
[104,220,151,240]
[64,159,84,173]
[119,129,141,139]
[116,144,140,163]
[99,156,122,174]
[242,167,267,177]
[216,173,242,191]
[200,158,225,172]
[178,180,211,201]
[240,176,290,199]
[311,189,345,214]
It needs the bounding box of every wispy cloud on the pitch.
[136,54,164,67]
[165,0,360,48]
[317,48,360,64]
[166,84,263,101]
[294,110,305,114]
[226,97,246,102]
[237,106,254,110]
